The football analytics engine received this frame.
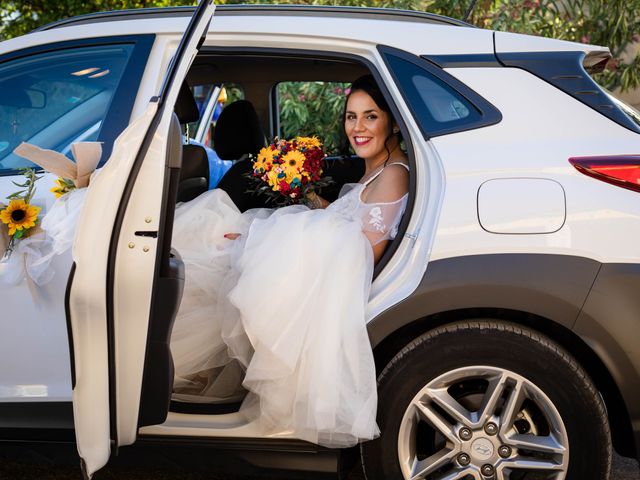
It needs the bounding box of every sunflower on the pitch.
[282,164,302,184]
[266,170,281,191]
[296,136,322,149]
[0,199,41,236]
[281,150,306,171]
[258,146,273,160]
[50,177,75,199]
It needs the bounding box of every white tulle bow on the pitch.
[0,142,101,287]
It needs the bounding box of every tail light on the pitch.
[569,156,640,193]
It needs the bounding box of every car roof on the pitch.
[2,4,600,60]
[34,4,473,33]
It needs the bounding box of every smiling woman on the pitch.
[169,72,410,447]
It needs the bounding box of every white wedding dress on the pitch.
[170,163,408,448]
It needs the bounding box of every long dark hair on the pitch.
[341,74,400,164]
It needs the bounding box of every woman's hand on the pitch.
[306,191,329,209]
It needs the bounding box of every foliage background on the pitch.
[2,0,638,92]
[1,0,638,151]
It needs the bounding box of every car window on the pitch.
[381,48,502,137]
[0,43,137,174]
[385,54,482,134]
[277,81,349,155]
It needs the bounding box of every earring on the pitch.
[393,128,400,134]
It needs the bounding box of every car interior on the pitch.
[180,52,374,208]
[157,50,413,417]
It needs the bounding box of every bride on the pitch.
[169,74,410,448]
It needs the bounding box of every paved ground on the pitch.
[0,451,637,479]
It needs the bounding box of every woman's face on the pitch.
[344,90,393,163]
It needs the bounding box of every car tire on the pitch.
[361,320,612,480]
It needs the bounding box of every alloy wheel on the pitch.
[397,366,569,480]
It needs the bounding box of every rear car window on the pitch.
[380,47,502,138]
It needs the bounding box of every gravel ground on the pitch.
[0,451,637,479]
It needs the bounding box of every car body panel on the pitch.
[367,253,602,347]
[494,30,609,55]
[429,66,640,263]
[69,100,159,476]
[574,263,640,433]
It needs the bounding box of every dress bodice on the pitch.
[327,163,409,246]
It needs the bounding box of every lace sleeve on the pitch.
[358,195,408,247]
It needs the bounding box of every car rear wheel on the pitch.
[361,320,611,480]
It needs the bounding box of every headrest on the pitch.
[174,82,200,124]
[213,100,266,160]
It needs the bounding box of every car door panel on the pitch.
[67,1,215,476]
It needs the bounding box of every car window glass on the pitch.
[277,81,349,155]
[0,44,135,174]
[385,54,482,135]
[412,75,471,122]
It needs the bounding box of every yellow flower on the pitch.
[257,146,272,162]
[282,164,302,183]
[0,199,40,236]
[296,136,322,148]
[281,150,306,171]
[50,177,76,198]
[253,147,272,173]
[266,170,281,191]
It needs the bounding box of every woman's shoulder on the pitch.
[381,161,410,178]
[363,161,409,204]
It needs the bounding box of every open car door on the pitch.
[66,1,215,477]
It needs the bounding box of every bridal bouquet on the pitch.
[248,136,332,206]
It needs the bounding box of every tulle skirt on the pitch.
[170,188,380,447]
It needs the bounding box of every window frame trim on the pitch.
[0,34,155,177]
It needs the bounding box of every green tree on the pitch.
[1,0,638,91]
[0,0,195,40]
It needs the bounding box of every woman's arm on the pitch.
[306,191,329,209]
[361,163,410,265]
[370,238,388,264]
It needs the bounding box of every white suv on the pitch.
[1,3,639,480]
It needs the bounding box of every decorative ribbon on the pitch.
[13,141,102,188]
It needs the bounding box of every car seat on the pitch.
[174,82,210,202]
[214,100,269,211]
